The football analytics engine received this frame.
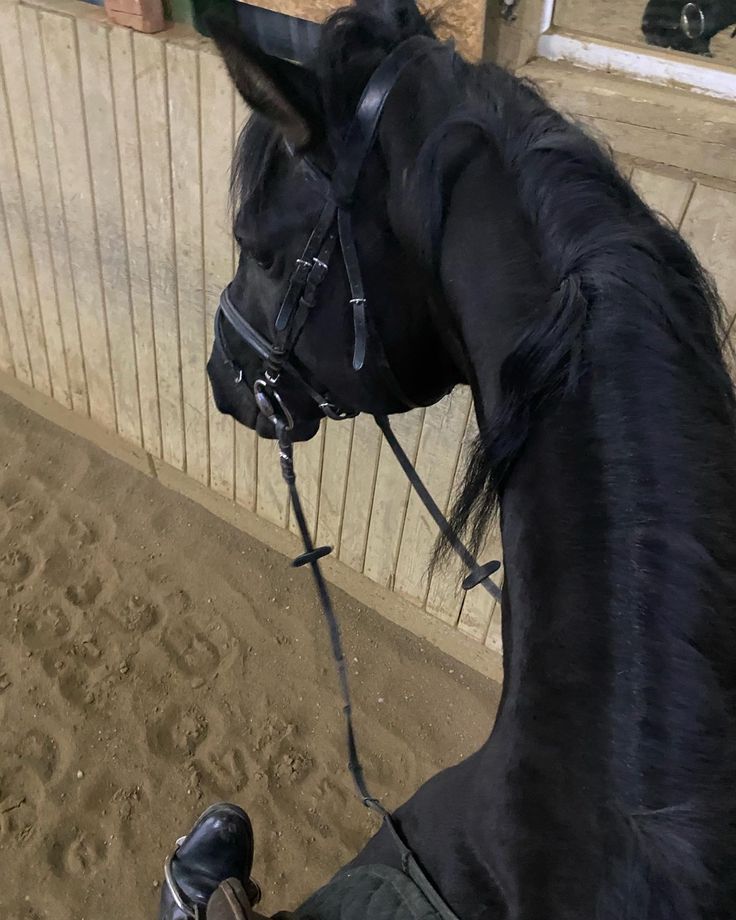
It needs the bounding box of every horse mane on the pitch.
[401,53,736,915]
[241,1,736,570]
[315,1,437,131]
[416,67,736,566]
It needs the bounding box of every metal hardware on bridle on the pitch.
[254,378,294,431]
[216,288,354,424]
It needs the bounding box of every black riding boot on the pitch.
[159,803,261,919]
[642,0,736,54]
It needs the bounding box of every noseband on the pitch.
[214,36,433,434]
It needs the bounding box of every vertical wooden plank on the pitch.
[257,437,289,527]
[232,84,259,507]
[40,11,117,428]
[18,4,88,415]
[0,187,32,383]
[167,41,208,484]
[0,282,12,374]
[631,168,693,228]
[233,91,250,143]
[109,26,162,457]
[234,422,257,508]
[0,193,14,373]
[133,31,185,469]
[425,408,480,624]
[201,50,237,500]
[339,413,382,570]
[363,409,424,588]
[394,389,471,606]
[78,18,142,446]
[425,555,464,624]
[1,2,69,407]
[680,183,736,323]
[0,27,51,397]
[288,421,325,539]
[316,417,354,550]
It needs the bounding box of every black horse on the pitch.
[641,0,736,54]
[166,1,736,917]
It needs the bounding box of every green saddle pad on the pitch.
[296,865,447,920]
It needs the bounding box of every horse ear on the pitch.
[205,14,323,149]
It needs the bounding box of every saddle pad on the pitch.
[295,865,445,920]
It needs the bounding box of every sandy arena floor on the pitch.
[0,391,499,920]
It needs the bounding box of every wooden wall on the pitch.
[1,0,735,665]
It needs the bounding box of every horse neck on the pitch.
[388,82,736,914]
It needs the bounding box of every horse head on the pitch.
[206,1,465,442]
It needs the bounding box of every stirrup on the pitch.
[164,837,201,919]
[164,839,263,918]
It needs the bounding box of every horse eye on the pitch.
[254,253,275,272]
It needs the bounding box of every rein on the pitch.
[215,36,501,920]
[276,423,492,920]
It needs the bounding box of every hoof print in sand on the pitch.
[146,703,209,759]
[63,514,101,550]
[114,595,159,633]
[47,827,107,877]
[0,549,34,589]
[56,668,100,711]
[18,604,71,650]
[17,729,59,783]
[272,749,313,786]
[0,477,48,538]
[161,621,221,677]
[195,745,251,797]
[65,575,102,608]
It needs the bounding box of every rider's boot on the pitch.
[159,803,261,919]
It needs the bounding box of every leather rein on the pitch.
[215,37,501,920]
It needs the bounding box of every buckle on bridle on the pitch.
[254,378,294,431]
[309,256,329,285]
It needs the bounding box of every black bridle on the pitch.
[214,37,501,920]
[214,36,433,429]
